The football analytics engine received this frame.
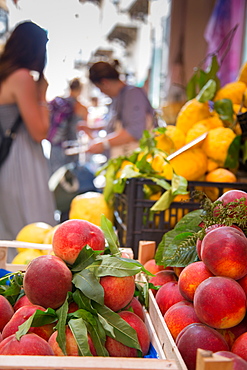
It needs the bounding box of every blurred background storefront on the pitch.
[0,0,246,124]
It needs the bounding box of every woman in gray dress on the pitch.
[0,21,56,259]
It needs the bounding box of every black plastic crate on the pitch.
[114,177,247,258]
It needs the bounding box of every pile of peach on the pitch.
[145,189,247,370]
[0,219,151,358]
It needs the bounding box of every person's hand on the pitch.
[87,140,104,154]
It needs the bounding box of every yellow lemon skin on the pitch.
[176,99,211,134]
[164,125,186,150]
[162,148,208,181]
[204,168,237,201]
[202,127,236,166]
[155,132,175,154]
[185,122,209,147]
[15,222,53,252]
[214,81,246,105]
[69,192,114,226]
[11,249,43,265]
[238,62,247,85]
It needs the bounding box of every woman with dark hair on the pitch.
[0,21,56,259]
[79,61,156,158]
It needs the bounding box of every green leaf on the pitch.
[242,140,247,163]
[95,256,142,277]
[196,79,217,103]
[100,215,121,255]
[186,73,198,100]
[93,303,141,354]
[71,246,98,272]
[171,173,188,195]
[161,232,198,266]
[55,296,69,355]
[73,269,104,305]
[151,188,173,211]
[72,289,97,314]
[214,99,234,123]
[68,318,93,356]
[87,318,109,356]
[224,135,241,169]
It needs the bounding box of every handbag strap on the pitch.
[0,114,22,139]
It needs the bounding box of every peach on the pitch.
[100,275,135,312]
[215,351,247,370]
[149,270,178,296]
[176,323,229,370]
[125,297,145,321]
[214,190,247,218]
[164,301,201,340]
[194,276,246,329]
[2,304,55,341]
[178,261,214,301]
[201,226,247,280]
[13,294,34,311]
[105,311,150,357]
[238,273,247,297]
[232,332,247,362]
[23,255,72,309]
[0,333,54,355]
[52,219,105,265]
[48,325,96,356]
[173,266,184,277]
[217,315,247,349]
[155,281,184,315]
[143,259,166,274]
[0,295,14,332]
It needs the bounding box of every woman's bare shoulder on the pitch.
[8,69,34,86]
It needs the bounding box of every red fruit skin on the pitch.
[48,326,97,356]
[125,297,145,321]
[13,295,34,311]
[23,255,72,309]
[194,276,247,329]
[215,351,247,370]
[238,274,247,298]
[143,259,167,274]
[232,332,247,362]
[178,261,214,302]
[155,281,184,315]
[149,270,178,296]
[0,333,55,355]
[105,311,150,357]
[164,301,201,340]
[0,295,14,332]
[214,190,247,218]
[2,304,54,341]
[100,275,135,312]
[217,315,247,349]
[201,226,247,280]
[176,323,229,370]
[52,219,105,265]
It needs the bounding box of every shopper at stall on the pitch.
[48,77,88,174]
[0,21,56,260]
[78,61,157,158]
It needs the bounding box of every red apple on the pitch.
[194,276,246,329]
[201,226,247,280]
[0,333,54,355]
[100,275,135,312]
[149,270,178,296]
[178,261,214,301]
[52,219,105,265]
[23,255,73,309]
[155,281,184,315]
[176,323,229,370]
[0,295,14,332]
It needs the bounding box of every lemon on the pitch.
[11,249,43,265]
[15,222,53,252]
[185,122,209,147]
[176,98,211,134]
[237,62,247,85]
[69,192,114,226]
[154,132,175,154]
[214,81,246,105]
[204,168,237,201]
[202,127,236,166]
[164,125,186,150]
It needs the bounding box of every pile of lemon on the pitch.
[12,222,59,265]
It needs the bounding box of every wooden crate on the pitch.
[0,241,234,370]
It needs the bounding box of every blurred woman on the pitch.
[0,21,56,259]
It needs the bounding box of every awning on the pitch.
[128,0,149,22]
[107,24,137,47]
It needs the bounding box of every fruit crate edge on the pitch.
[114,177,247,258]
